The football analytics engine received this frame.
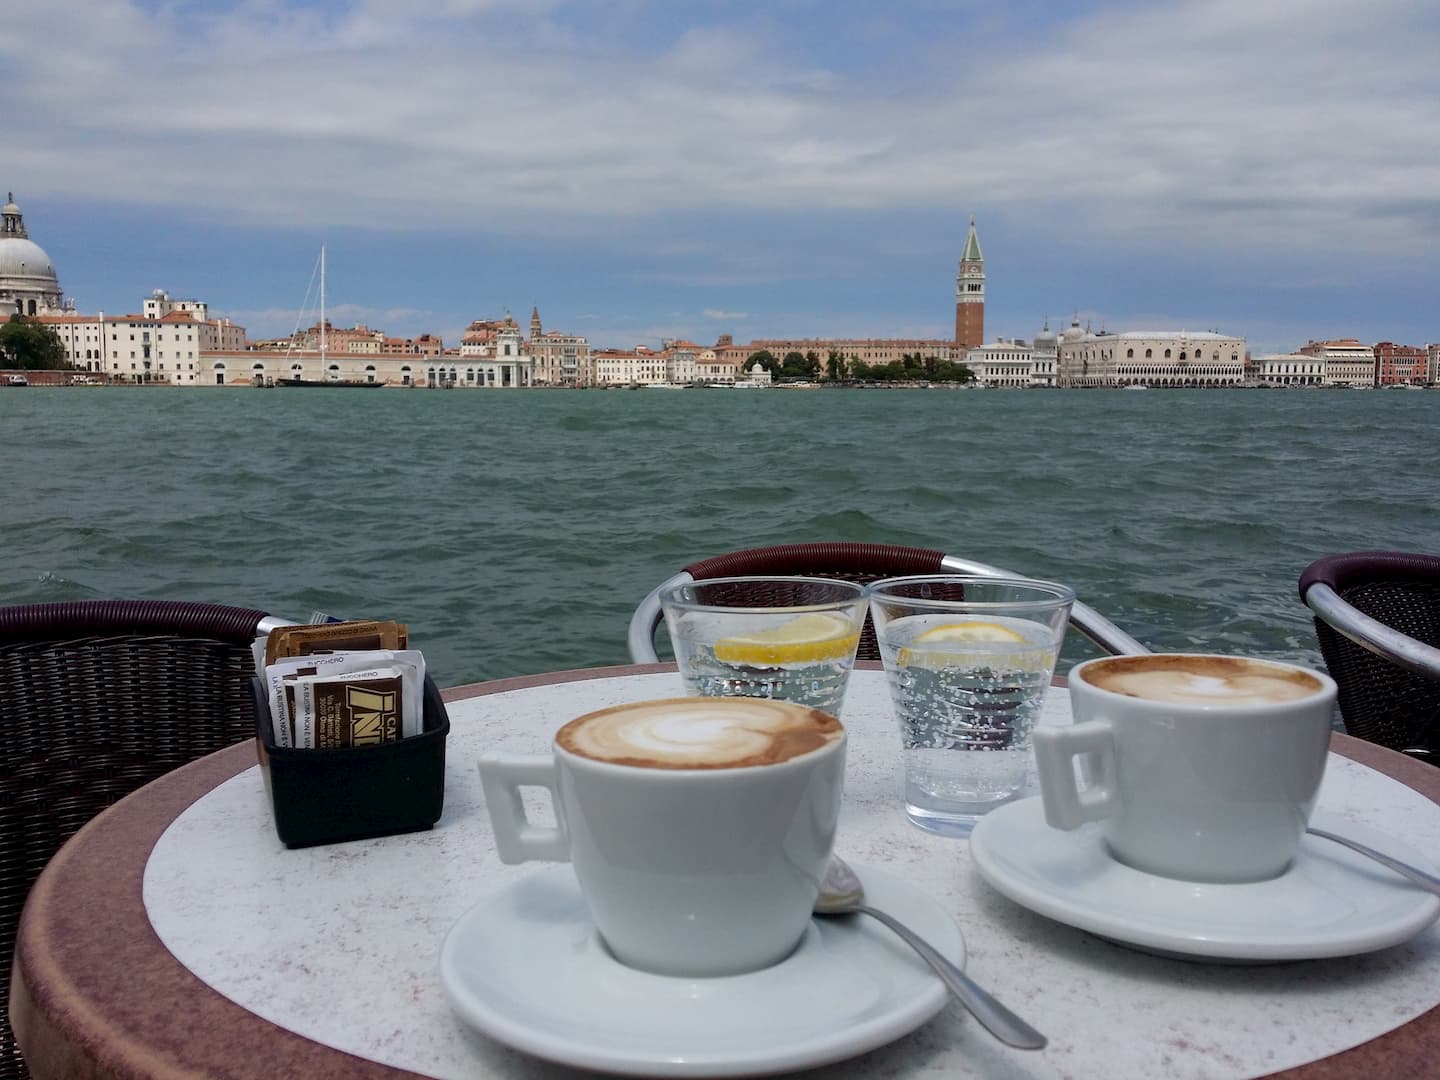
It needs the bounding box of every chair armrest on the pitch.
[627,572,693,663]
[939,555,1149,657]
[1303,582,1440,681]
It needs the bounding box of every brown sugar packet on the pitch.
[266,620,408,667]
[300,670,406,749]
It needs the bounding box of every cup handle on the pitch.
[477,753,571,864]
[1033,721,1118,830]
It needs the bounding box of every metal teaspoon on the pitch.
[813,854,1047,1050]
[1306,827,1440,896]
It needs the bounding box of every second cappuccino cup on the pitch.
[478,696,846,977]
[1034,654,1337,883]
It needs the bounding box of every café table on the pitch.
[10,662,1440,1079]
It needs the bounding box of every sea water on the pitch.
[3,387,1437,688]
[878,614,1060,833]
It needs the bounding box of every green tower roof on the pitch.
[962,215,983,262]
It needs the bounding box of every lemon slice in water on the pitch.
[714,612,860,667]
[897,620,1027,667]
[913,621,1025,645]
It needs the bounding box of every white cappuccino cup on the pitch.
[1033,654,1337,883]
[478,696,846,976]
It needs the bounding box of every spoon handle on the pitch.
[1306,827,1440,896]
[857,904,1047,1050]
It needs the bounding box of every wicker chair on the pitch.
[0,599,286,1080]
[1299,551,1440,765]
[628,542,1148,663]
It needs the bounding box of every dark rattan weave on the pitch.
[682,543,950,661]
[1300,552,1440,763]
[0,600,267,1080]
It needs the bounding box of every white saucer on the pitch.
[970,797,1440,962]
[439,862,964,1077]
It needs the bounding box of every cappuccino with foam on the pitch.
[1036,654,1337,882]
[556,696,841,770]
[1080,654,1323,706]
[479,695,846,975]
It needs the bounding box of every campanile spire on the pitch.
[954,214,985,349]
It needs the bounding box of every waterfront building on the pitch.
[734,362,773,387]
[36,296,247,383]
[208,348,415,387]
[694,347,741,385]
[964,333,1058,388]
[0,192,70,318]
[964,339,1032,387]
[747,337,955,370]
[527,308,590,387]
[714,341,756,376]
[1031,322,1058,387]
[592,346,669,386]
[291,322,383,354]
[1253,353,1326,386]
[380,333,444,356]
[1056,320,1246,387]
[955,215,985,350]
[446,314,534,386]
[1373,342,1427,386]
[664,340,701,385]
[1429,344,1440,385]
[1297,339,1376,387]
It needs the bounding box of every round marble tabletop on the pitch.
[10,663,1440,1079]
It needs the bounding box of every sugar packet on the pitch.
[291,668,407,749]
[264,648,426,748]
[263,619,408,669]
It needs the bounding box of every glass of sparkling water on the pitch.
[660,576,869,716]
[868,576,1074,836]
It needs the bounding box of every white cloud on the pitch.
[3,0,1437,259]
[703,309,748,320]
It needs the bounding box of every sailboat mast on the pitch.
[319,245,326,366]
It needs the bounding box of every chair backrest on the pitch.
[0,600,270,1080]
[1299,551,1440,763]
[628,542,1148,663]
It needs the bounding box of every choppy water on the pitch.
[3,386,1436,687]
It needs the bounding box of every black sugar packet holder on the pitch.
[252,674,450,848]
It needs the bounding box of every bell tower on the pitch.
[954,215,985,349]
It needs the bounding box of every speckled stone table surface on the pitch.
[11,663,1440,1079]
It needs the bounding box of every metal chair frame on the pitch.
[628,543,1148,663]
[1299,551,1440,763]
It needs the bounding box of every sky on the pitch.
[5,0,1439,356]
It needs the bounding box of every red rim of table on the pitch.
[9,662,1440,1079]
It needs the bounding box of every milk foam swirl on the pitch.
[556,697,843,769]
[1084,655,1321,705]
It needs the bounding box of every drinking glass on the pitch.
[867,575,1074,836]
[660,576,869,716]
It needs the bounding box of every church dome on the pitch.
[1,192,66,315]
[0,237,57,281]
[1061,317,1087,343]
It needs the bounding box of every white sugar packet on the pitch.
[266,650,426,747]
